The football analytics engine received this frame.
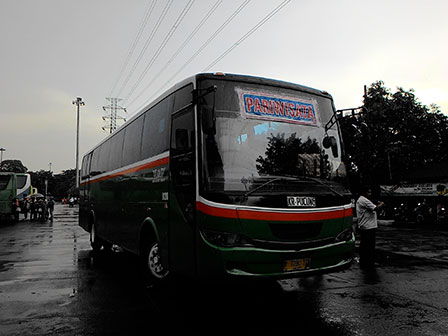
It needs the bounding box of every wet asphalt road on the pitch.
[1,204,448,335]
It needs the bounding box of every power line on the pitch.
[164,0,251,83]
[125,0,223,108]
[108,0,157,97]
[123,0,195,104]
[128,0,251,113]
[203,0,290,71]
[116,0,174,99]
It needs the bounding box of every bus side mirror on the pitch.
[323,135,339,158]
[201,105,216,135]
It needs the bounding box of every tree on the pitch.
[29,170,53,195]
[0,159,27,173]
[256,133,323,176]
[340,81,448,190]
[52,169,76,199]
[29,169,76,199]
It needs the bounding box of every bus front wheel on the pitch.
[140,240,169,284]
[90,223,110,253]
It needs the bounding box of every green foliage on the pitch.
[256,133,321,176]
[0,159,27,173]
[29,169,76,199]
[340,81,448,189]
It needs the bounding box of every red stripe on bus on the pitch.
[196,201,239,219]
[81,156,169,186]
[196,201,352,221]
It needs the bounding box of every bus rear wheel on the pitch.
[140,240,169,284]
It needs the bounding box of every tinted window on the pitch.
[16,175,27,189]
[81,153,91,179]
[122,116,143,166]
[173,84,193,112]
[108,130,125,171]
[98,142,110,173]
[90,147,101,175]
[142,97,172,158]
[171,108,194,151]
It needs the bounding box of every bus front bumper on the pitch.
[197,232,355,279]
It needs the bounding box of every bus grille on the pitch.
[269,222,323,240]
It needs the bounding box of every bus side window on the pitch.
[81,153,92,180]
[122,115,144,166]
[173,84,193,112]
[108,130,125,171]
[142,97,172,159]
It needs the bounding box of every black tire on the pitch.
[140,239,169,285]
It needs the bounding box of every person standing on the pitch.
[47,196,55,222]
[356,187,385,268]
[22,196,30,220]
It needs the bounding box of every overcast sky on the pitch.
[1,0,447,173]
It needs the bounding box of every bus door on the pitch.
[169,106,196,276]
[79,152,93,230]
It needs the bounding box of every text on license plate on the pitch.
[287,196,316,207]
[283,258,311,272]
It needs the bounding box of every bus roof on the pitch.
[84,73,333,156]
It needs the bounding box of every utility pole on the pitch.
[72,97,84,189]
[102,98,127,134]
[0,148,5,164]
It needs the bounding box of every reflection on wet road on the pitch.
[1,205,448,335]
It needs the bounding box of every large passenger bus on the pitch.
[79,73,354,282]
[0,172,32,219]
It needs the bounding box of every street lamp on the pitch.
[0,148,5,164]
[72,97,84,189]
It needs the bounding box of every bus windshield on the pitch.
[199,79,349,205]
[16,175,27,189]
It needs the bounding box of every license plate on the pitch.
[283,258,311,272]
[287,196,316,207]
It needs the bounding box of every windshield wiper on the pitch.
[242,177,293,199]
[296,176,344,197]
[241,175,345,201]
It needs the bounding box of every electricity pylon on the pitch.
[102,98,127,134]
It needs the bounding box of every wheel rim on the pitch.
[147,243,168,279]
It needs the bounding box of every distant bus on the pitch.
[0,172,32,219]
[0,172,17,218]
[79,73,354,282]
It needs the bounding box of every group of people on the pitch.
[12,195,55,222]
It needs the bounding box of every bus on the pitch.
[0,172,17,219]
[79,73,354,282]
[0,172,32,219]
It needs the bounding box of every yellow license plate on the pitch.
[283,258,311,272]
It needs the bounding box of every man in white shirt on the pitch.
[356,187,385,268]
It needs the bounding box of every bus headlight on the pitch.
[201,229,253,248]
[335,228,354,242]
